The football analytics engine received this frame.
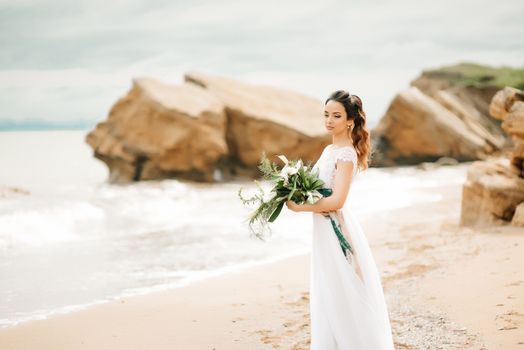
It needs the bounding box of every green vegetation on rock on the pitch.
[423,62,524,90]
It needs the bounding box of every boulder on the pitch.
[489,86,524,122]
[86,72,330,183]
[184,71,329,172]
[85,78,228,183]
[431,89,506,149]
[0,186,30,198]
[512,202,524,227]
[371,63,512,166]
[489,87,524,177]
[460,159,524,226]
[371,87,490,166]
[460,86,524,227]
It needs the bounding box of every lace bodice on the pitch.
[312,144,359,189]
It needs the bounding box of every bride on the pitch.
[286,90,395,349]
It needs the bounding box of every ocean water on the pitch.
[0,130,470,328]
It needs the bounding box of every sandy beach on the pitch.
[1,0,523,347]
[0,171,523,350]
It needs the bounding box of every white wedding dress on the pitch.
[309,144,395,349]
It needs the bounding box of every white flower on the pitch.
[277,155,289,165]
[285,164,299,176]
[277,156,305,185]
[279,167,289,182]
[279,164,298,181]
[306,190,322,204]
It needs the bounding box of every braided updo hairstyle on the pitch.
[325,90,372,171]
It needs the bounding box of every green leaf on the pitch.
[318,188,333,197]
[268,201,285,222]
[304,176,310,188]
[287,175,298,200]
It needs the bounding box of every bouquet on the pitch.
[237,152,353,260]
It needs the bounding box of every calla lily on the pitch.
[238,152,332,242]
[285,164,299,176]
[277,155,289,165]
[306,190,322,204]
[279,161,300,182]
[279,167,289,182]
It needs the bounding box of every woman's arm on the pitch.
[286,159,354,213]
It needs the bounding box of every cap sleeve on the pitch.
[335,147,358,171]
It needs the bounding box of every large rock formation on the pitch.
[86,73,330,183]
[85,78,228,183]
[371,87,490,162]
[489,87,524,177]
[184,72,327,170]
[371,63,515,166]
[460,86,524,227]
[460,159,524,226]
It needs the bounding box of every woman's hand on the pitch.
[285,200,302,212]
[286,200,331,216]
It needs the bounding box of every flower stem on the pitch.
[327,215,354,258]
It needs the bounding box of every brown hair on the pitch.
[325,90,372,171]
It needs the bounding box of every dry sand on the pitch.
[0,174,523,349]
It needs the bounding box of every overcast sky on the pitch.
[0,0,523,128]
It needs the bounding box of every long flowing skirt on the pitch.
[310,205,395,349]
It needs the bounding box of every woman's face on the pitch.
[324,100,349,135]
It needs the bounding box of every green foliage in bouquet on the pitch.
[238,152,332,241]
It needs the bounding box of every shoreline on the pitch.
[0,169,522,348]
[0,248,311,330]
[0,252,312,349]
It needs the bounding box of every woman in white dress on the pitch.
[286,90,395,349]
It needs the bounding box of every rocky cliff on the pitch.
[460,86,524,227]
[371,62,523,166]
[85,72,330,183]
